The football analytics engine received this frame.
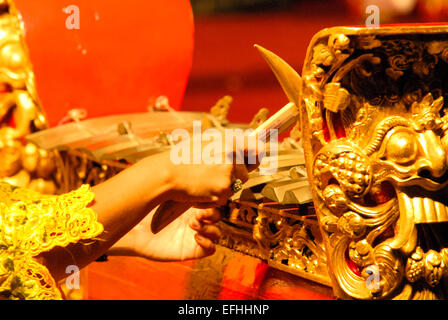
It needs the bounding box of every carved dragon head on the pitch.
[257,25,448,300]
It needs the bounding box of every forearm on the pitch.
[39,153,174,281]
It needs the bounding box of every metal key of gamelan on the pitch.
[150,45,303,234]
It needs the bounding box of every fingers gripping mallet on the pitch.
[150,45,303,234]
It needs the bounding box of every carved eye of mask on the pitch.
[383,128,419,165]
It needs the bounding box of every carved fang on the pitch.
[389,191,415,250]
[254,44,303,109]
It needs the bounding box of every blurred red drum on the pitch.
[14,0,194,126]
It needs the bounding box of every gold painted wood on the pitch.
[0,0,58,195]
[261,24,448,299]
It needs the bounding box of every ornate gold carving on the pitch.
[219,198,330,286]
[210,95,232,126]
[0,1,57,195]
[56,150,126,193]
[259,25,448,299]
[405,246,448,287]
[249,107,269,129]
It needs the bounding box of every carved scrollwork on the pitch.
[218,199,331,286]
[302,27,448,299]
[0,1,62,196]
[260,25,448,299]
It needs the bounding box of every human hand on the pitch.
[109,206,222,261]
[164,133,264,206]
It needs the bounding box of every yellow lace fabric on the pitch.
[0,182,103,300]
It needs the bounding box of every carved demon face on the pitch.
[306,28,448,300]
[264,26,448,299]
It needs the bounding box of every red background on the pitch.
[14,0,194,126]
